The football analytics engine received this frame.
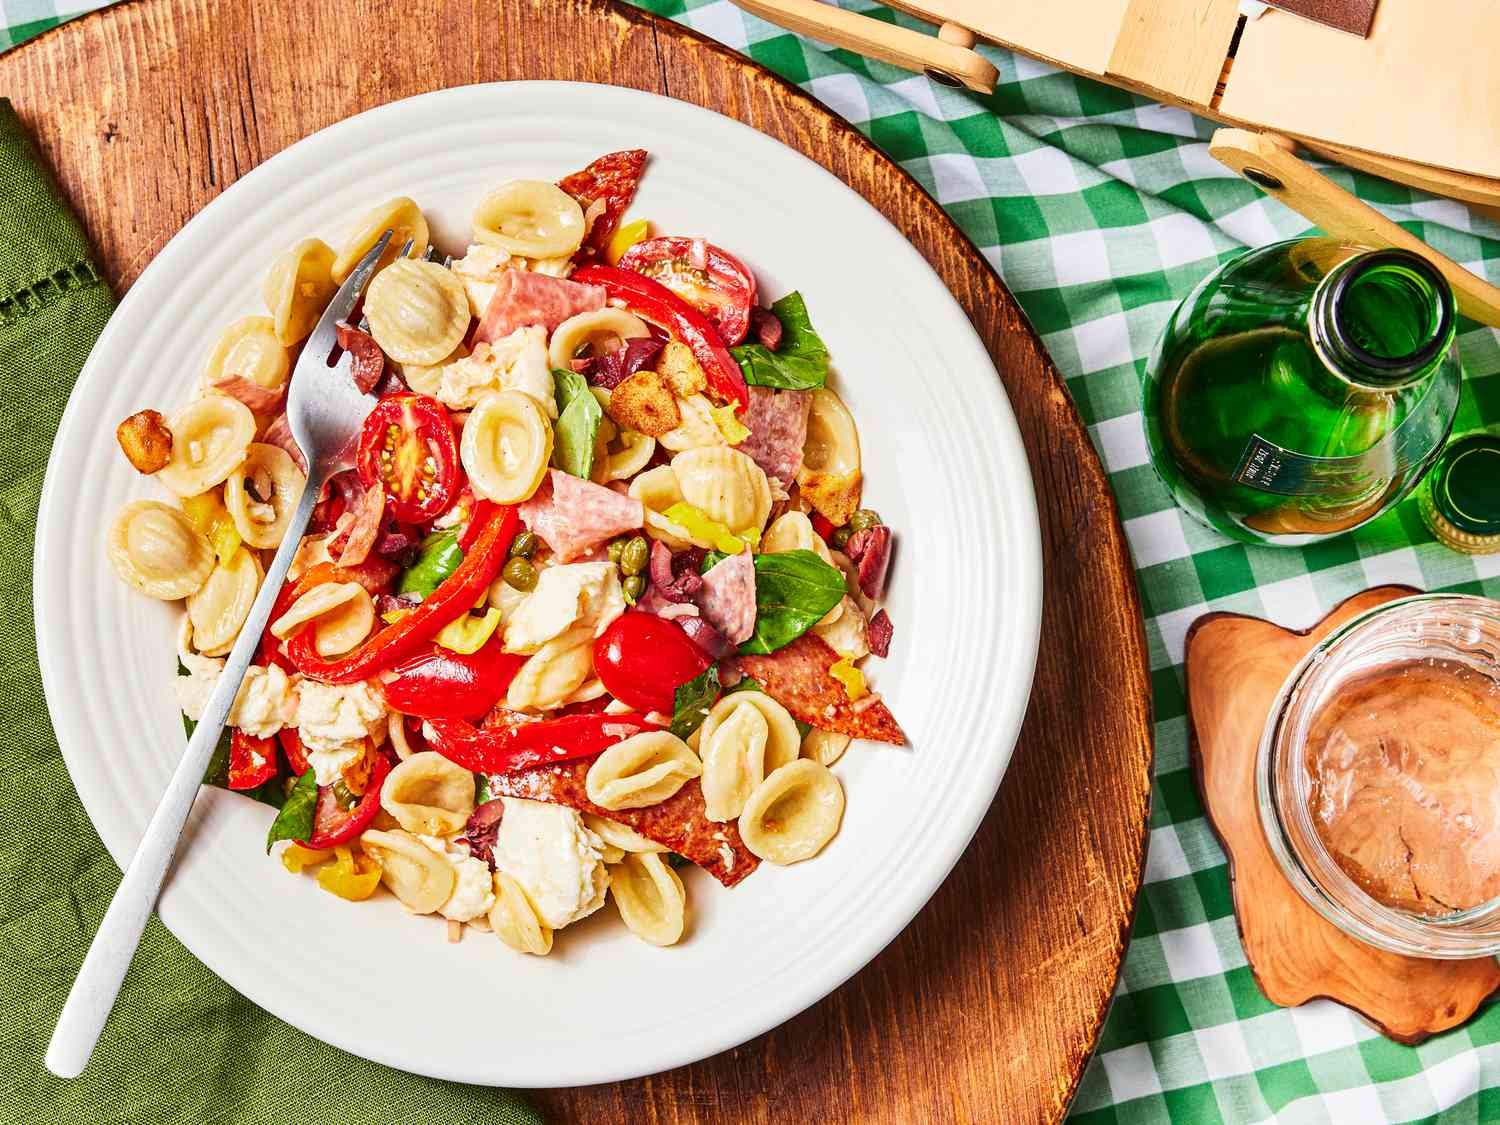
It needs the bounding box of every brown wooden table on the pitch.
[0,2,1154,1119]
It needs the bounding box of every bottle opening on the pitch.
[1325,250,1454,382]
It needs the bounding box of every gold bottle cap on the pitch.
[1420,433,1500,555]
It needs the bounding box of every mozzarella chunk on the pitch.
[492,798,609,929]
[416,835,497,922]
[502,561,625,654]
[296,679,387,784]
[436,325,554,416]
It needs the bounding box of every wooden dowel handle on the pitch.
[731,0,996,93]
[1210,128,1500,327]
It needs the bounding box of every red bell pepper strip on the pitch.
[570,264,749,412]
[303,751,392,849]
[382,638,527,721]
[228,730,278,791]
[278,727,310,775]
[425,714,663,775]
[810,511,836,544]
[458,499,496,552]
[288,505,518,684]
[259,559,399,671]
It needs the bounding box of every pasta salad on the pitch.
[107,150,904,953]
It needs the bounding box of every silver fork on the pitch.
[44,231,395,1079]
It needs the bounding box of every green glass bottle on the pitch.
[1142,239,1461,545]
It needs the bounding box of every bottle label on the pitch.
[1232,415,1430,498]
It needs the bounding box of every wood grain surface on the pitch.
[1188,588,1500,1045]
[0,2,1154,1120]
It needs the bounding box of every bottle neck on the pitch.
[1309,249,1455,391]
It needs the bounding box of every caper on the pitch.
[607,539,625,565]
[848,509,883,534]
[622,574,646,604]
[831,525,852,550]
[503,557,538,591]
[332,780,359,811]
[620,535,650,576]
[509,530,537,559]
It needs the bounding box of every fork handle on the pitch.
[45,472,324,1078]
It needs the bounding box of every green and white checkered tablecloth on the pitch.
[8,0,1500,1119]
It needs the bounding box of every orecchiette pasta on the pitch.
[802,728,852,767]
[387,713,417,761]
[359,828,456,914]
[739,759,845,865]
[202,316,291,394]
[106,501,214,600]
[269,580,376,658]
[400,343,467,398]
[699,691,801,776]
[156,395,257,497]
[363,258,469,366]
[582,814,668,855]
[699,699,768,823]
[671,447,772,536]
[813,596,869,660]
[461,389,553,503]
[609,852,687,947]
[473,180,586,259]
[490,871,554,956]
[223,442,305,549]
[506,625,594,712]
[186,546,263,656]
[657,393,727,453]
[262,239,336,345]
[547,308,650,370]
[380,751,476,836]
[330,196,428,283]
[585,731,702,811]
[798,387,863,525]
[590,388,656,484]
[628,465,695,550]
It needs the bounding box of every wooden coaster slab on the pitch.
[1187,585,1500,1044]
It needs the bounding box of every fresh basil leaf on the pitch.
[729,292,828,390]
[700,550,728,574]
[475,773,492,805]
[665,852,691,869]
[739,549,847,655]
[398,531,464,599]
[552,368,603,480]
[184,703,285,808]
[265,769,319,852]
[671,665,721,739]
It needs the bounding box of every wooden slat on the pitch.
[1106,0,1242,105]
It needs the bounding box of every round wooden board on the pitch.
[1,2,1153,1119]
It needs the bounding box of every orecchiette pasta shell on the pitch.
[813,596,868,660]
[311,586,374,657]
[224,442,306,549]
[364,258,470,366]
[609,852,687,947]
[388,713,418,761]
[547,308,649,370]
[270,580,362,638]
[699,691,801,776]
[592,393,656,487]
[585,731,702,811]
[490,871,554,955]
[262,239,336,345]
[359,828,456,915]
[582,814,668,855]
[331,197,429,283]
[738,759,845,865]
[473,180,586,259]
[671,446,772,535]
[762,510,835,566]
[700,699,769,823]
[380,751,476,836]
[801,387,860,478]
[628,465,694,550]
[186,547,263,656]
[657,394,727,453]
[156,396,257,497]
[802,728,852,767]
[203,316,291,393]
[401,343,467,398]
[106,501,214,600]
[460,390,553,504]
[506,626,594,713]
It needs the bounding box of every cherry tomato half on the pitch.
[593,611,711,715]
[382,639,528,721]
[355,392,463,523]
[304,750,391,849]
[228,730,278,791]
[617,236,756,346]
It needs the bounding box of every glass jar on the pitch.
[1143,239,1461,546]
[1257,594,1500,957]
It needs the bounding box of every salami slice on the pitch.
[211,375,286,415]
[557,148,648,259]
[737,632,905,745]
[334,473,385,567]
[696,547,756,645]
[518,469,645,562]
[335,322,386,393]
[738,386,811,487]
[262,412,306,472]
[487,760,758,887]
[475,271,606,345]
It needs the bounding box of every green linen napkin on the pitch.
[0,98,542,1125]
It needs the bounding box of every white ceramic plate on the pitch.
[35,82,1042,1087]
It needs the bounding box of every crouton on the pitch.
[607,369,682,437]
[116,409,173,474]
[655,339,707,398]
